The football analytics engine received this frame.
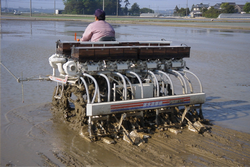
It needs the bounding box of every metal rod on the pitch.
[103,0,104,11]
[113,83,116,102]
[112,72,127,100]
[30,0,32,17]
[0,62,19,81]
[97,73,111,102]
[155,70,174,95]
[83,73,100,103]
[127,71,144,98]
[88,116,92,139]
[144,70,159,97]
[80,77,90,104]
[183,69,203,93]
[21,72,24,103]
[183,72,193,93]
[169,70,188,94]
[123,75,134,99]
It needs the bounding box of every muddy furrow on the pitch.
[53,151,85,167]
[38,152,60,167]
[166,127,248,166]
[202,134,250,162]
[68,143,108,166]
[147,133,215,166]
[97,141,165,166]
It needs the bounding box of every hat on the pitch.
[95,9,105,17]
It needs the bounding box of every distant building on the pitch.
[218,13,250,18]
[209,3,221,10]
[140,13,159,17]
[190,3,209,17]
[55,10,64,14]
[209,2,245,14]
[235,5,245,13]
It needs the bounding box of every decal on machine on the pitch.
[111,97,190,112]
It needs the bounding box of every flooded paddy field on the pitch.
[1,19,250,166]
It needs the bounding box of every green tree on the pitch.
[82,0,99,14]
[104,0,119,15]
[122,0,130,15]
[221,3,235,13]
[203,7,221,18]
[174,5,179,14]
[175,7,189,16]
[63,0,82,14]
[191,4,194,12]
[63,0,125,15]
[129,3,140,16]
[140,8,154,13]
[63,0,99,14]
[243,2,250,13]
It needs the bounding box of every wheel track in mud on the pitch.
[97,141,164,166]
[95,126,250,166]
[205,126,250,164]
[146,134,217,166]
[202,133,250,162]
[51,125,250,167]
[66,136,108,166]
[151,128,250,166]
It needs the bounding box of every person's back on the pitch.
[80,9,115,42]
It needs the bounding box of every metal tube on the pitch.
[143,70,159,97]
[97,72,111,102]
[124,75,134,99]
[0,62,19,81]
[80,77,90,104]
[126,71,144,98]
[162,81,165,95]
[112,72,127,100]
[88,116,92,138]
[183,69,203,93]
[171,70,188,94]
[155,70,174,95]
[82,73,100,103]
[113,83,116,101]
[183,72,193,93]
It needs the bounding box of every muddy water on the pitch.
[1,20,250,166]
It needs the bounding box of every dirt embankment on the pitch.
[1,15,250,30]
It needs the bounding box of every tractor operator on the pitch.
[80,9,115,42]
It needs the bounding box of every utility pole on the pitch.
[5,0,7,12]
[116,0,118,16]
[30,0,32,17]
[54,0,56,14]
[186,0,188,16]
[103,0,104,11]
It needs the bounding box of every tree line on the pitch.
[203,3,250,18]
[63,1,250,17]
[174,2,250,18]
[62,0,154,16]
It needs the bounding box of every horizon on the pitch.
[1,0,249,11]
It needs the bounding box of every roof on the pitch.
[194,4,209,8]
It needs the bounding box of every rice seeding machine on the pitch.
[1,40,207,145]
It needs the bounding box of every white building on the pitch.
[190,3,209,17]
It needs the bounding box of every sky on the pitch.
[1,0,249,10]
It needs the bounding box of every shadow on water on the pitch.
[203,96,250,122]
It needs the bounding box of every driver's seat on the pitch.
[98,36,116,41]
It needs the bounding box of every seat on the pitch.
[98,36,116,41]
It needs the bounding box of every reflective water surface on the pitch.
[1,20,250,166]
